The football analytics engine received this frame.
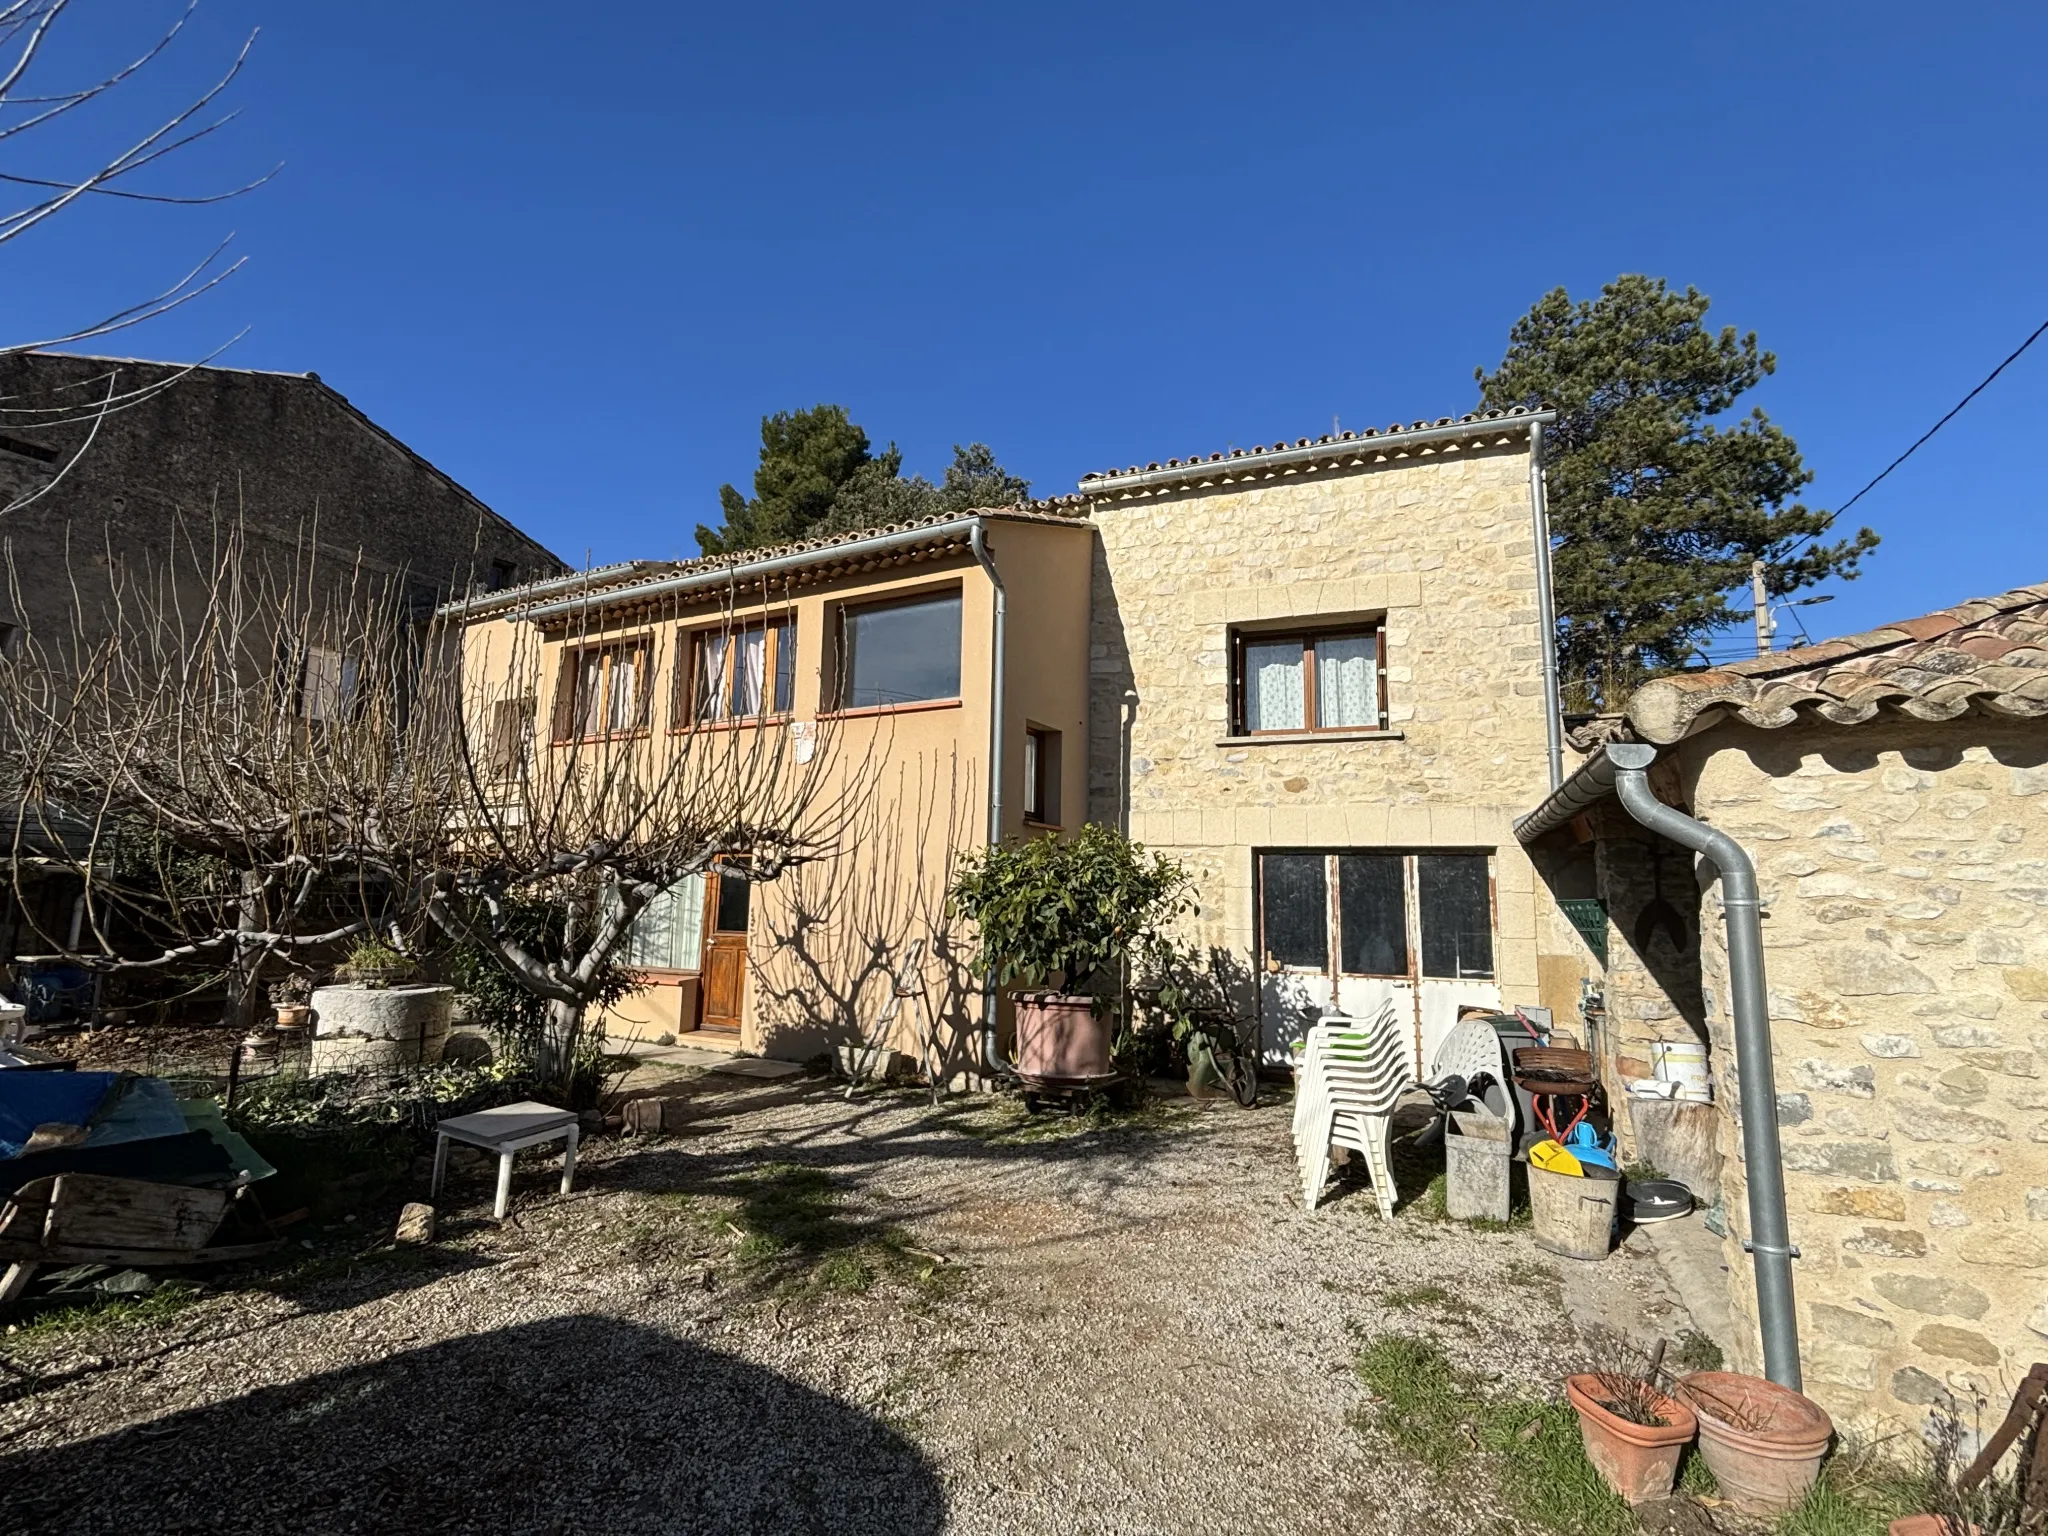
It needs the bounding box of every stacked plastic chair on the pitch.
[1291,1001,1414,1218]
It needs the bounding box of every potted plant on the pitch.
[269,973,314,1029]
[949,824,1194,1082]
[1565,1334,1698,1505]
[336,938,416,990]
[1678,1370,1834,1516]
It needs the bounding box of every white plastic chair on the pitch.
[1293,1002,1413,1218]
[1427,1015,1516,1140]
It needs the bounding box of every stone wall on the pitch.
[1676,717,2048,1430]
[1085,436,1578,1012]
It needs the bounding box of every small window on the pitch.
[1023,726,1060,825]
[553,640,650,740]
[837,591,962,710]
[684,619,794,725]
[1258,852,1328,970]
[1418,854,1494,979]
[486,696,535,781]
[1234,626,1383,734]
[488,559,517,591]
[623,875,707,971]
[713,871,750,934]
[299,646,359,723]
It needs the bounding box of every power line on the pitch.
[1788,315,2048,558]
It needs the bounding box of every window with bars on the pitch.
[1232,626,1385,734]
[552,639,651,741]
[683,619,795,726]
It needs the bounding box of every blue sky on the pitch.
[10,2,2045,648]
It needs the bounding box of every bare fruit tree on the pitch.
[424,584,860,1078]
[1,0,270,515]
[0,530,855,1080]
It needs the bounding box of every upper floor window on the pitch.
[299,645,359,723]
[686,619,794,725]
[486,695,535,781]
[1233,626,1383,734]
[488,559,517,591]
[836,590,961,710]
[554,639,649,740]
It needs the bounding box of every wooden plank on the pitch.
[0,1237,280,1267]
[0,1176,57,1244]
[42,1175,230,1253]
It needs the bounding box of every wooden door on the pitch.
[697,872,750,1034]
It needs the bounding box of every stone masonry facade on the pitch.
[1674,718,2048,1430]
[1085,431,1575,1016]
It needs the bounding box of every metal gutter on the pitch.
[1512,747,1623,845]
[1077,410,1556,500]
[1529,420,1564,791]
[518,517,988,624]
[967,523,1013,1079]
[1606,742,1802,1390]
[435,561,677,621]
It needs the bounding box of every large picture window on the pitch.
[622,875,707,971]
[685,619,795,725]
[553,640,650,741]
[836,590,962,710]
[1234,626,1383,734]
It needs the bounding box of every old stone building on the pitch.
[0,351,563,653]
[1518,584,2048,1433]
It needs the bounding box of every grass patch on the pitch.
[1773,1442,1930,1536]
[1673,1328,1724,1373]
[1354,1334,1637,1536]
[1380,1283,1473,1318]
[945,1090,1194,1146]
[1502,1258,1561,1292]
[724,1163,960,1301]
[4,1279,208,1340]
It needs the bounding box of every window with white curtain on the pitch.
[622,874,708,971]
[1234,627,1383,734]
[553,640,651,740]
[687,620,794,725]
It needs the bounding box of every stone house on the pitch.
[0,351,564,974]
[454,407,1593,1079]
[1515,584,2048,1433]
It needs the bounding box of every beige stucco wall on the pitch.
[1676,718,2048,1431]
[458,518,1093,1066]
[1085,437,1576,1022]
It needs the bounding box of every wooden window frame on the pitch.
[675,617,795,731]
[1023,724,1061,827]
[1230,624,1386,736]
[1254,847,1498,984]
[551,636,653,743]
[825,586,964,716]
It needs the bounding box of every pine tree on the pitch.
[700,408,1030,555]
[1476,275,1878,711]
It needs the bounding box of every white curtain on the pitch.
[606,649,640,733]
[1244,639,1304,731]
[733,628,766,717]
[573,649,604,737]
[695,633,730,722]
[625,875,708,970]
[1315,635,1376,728]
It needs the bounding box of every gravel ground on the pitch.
[0,1071,1686,1535]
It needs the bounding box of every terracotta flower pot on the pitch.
[1013,992,1111,1081]
[1565,1373,1699,1505]
[1888,1517,1980,1536]
[274,1004,311,1028]
[1679,1370,1833,1516]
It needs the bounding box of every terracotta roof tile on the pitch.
[1624,583,2048,743]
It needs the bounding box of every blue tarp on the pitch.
[0,1072,189,1159]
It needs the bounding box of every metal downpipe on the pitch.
[1529,420,1564,792]
[967,523,1011,1079]
[1606,743,1802,1390]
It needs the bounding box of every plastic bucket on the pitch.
[1445,1110,1511,1222]
[1528,1163,1619,1260]
[1651,1040,1711,1102]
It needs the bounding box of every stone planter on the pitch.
[1013,992,1111,1081]
[1679,1370,1833,1516]
[309,984,455,1074]
[1565,1374,1699,1505]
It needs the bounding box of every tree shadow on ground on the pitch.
[0,1314,945,1536]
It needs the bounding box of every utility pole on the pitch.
[1752,559,1774,656]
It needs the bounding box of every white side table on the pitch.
[431,1101,580,1220]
